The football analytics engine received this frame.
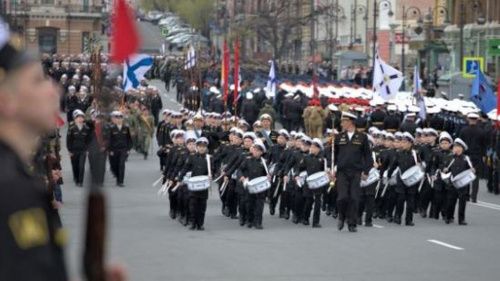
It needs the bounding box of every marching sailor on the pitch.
[387,132,422,226]
[239,140,270,229]
[429,132,453,220]
[267,129,289,216]
[108,111,133,187]
[178,137,213,230]
[444,138,474,225]
[334,112,372,232]
[66,109,91,187]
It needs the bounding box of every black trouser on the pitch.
[109,150,127,184]
[247,191,266,227]
[189,191,208,227]
[430,181,446,219]
[293,186,305,222]
[237,185,249,224]
[359,183,376,224]
[226,179,238,217]
[303,188,323,225]
[269,177,282,213]
[336,170,361,226]
[382,185,397,218]
[322,185,336,213]
[168,185,178,215]
[88,149,107,186]
[470,157,482,201]
[178,185,190,220]
[418,178,433,215]
[395,184,417,224]
[446,186,467,222]
[279,184,292,216]
[70,151,86,184]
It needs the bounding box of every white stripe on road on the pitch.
[471,201,500,211]
[427,239,464,250]
[372,224,384,229]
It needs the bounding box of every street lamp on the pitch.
[401,6,423,89]
[459,0,485,71]
[371,0,394,67]
[349,4,368,51]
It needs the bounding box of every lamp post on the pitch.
[401,6,423,90]
[371,0,393,67]
[350,4,368,51]
[458,0,485,71]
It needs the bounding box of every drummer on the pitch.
[178,137,213,230]
[444,138,473,226]
[239,140,270,229]
[429,132,453,220]
[387,132,422,226]
[295,138,327,228]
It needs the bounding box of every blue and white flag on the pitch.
[471,69,496,113]
[122,54,153,91]
[372,50,404,100]
[184,45,196,70]
[413,65,426,120]
[266,60,277,98]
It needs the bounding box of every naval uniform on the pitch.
[66,122,92,186]
[107,124,133,186]
[334,131,372,229]
[445,154,473,224]
[0,141,67,281]
[459,124,487,202]
[296,153,327,227]
[179,152,213,230]
[240,155,269,229]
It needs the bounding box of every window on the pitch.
[41,0,55,4]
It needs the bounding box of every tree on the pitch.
[233,0,331,61]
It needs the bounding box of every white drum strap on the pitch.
[465,156,474,169]
[445,159,455,170]
[261,158,269,175]
[206,154,212,178]
[412,150,419,165]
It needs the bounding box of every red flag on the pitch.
[233,39,240,106]
[497,78,500,117]
[222,41,230,103]
[110,0,140,64]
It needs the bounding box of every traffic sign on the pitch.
[161,27,169,37]
[462,57,484,78]
[488,39,500,56]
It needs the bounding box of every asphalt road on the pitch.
[59,80,500,281]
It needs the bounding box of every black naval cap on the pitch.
[0,19,37,82]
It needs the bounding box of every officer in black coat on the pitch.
[66,109,92,186]
[178,137,213,230]
[459,113,487,202]
[156,110,173,171]
[107,111,133,187]
[334,112,372,232]
[239,141,270,229]
[369,103,386,130]
[383,105,401,133]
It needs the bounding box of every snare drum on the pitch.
[306,171,330,189]
[187,175,210,191]
[182,172,192,183]
[401,165,425,187]
[440,171,451,184]
[247,176,271,194]
[361,168,380,187]
[296,171,307,187]
[451,169,476,189]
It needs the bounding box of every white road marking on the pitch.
[471,201,500,211]
[427,239,464,250]
[372,224,384,229]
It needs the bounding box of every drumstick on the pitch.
[152,176,163,187]
[374,180,381,198]
[213,174,224,183]
[171,182,181,192]
[417,177,425,193]
[273,178,282,199]
[427,174,433,188]
[380,182,389,197]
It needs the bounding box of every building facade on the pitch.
[2,0,103,55]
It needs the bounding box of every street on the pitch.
[59,80,500,281]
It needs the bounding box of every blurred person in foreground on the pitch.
[0,24,126,281]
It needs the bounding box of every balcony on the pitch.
[5,3,103,18]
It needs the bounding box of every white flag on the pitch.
[122,54,154,91]
[184,45,196,70]
[372,52,404,100]
[266,60,277,98]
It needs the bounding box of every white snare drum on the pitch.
[361,168,380,187]
[451,169,476,189]
[440,171,451,183]
[306,171,330,189]
[401,165,425,187]
[182,172,192,183]
[187,175,210,191]
[247,176,271,194]
[296,171,307,187]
